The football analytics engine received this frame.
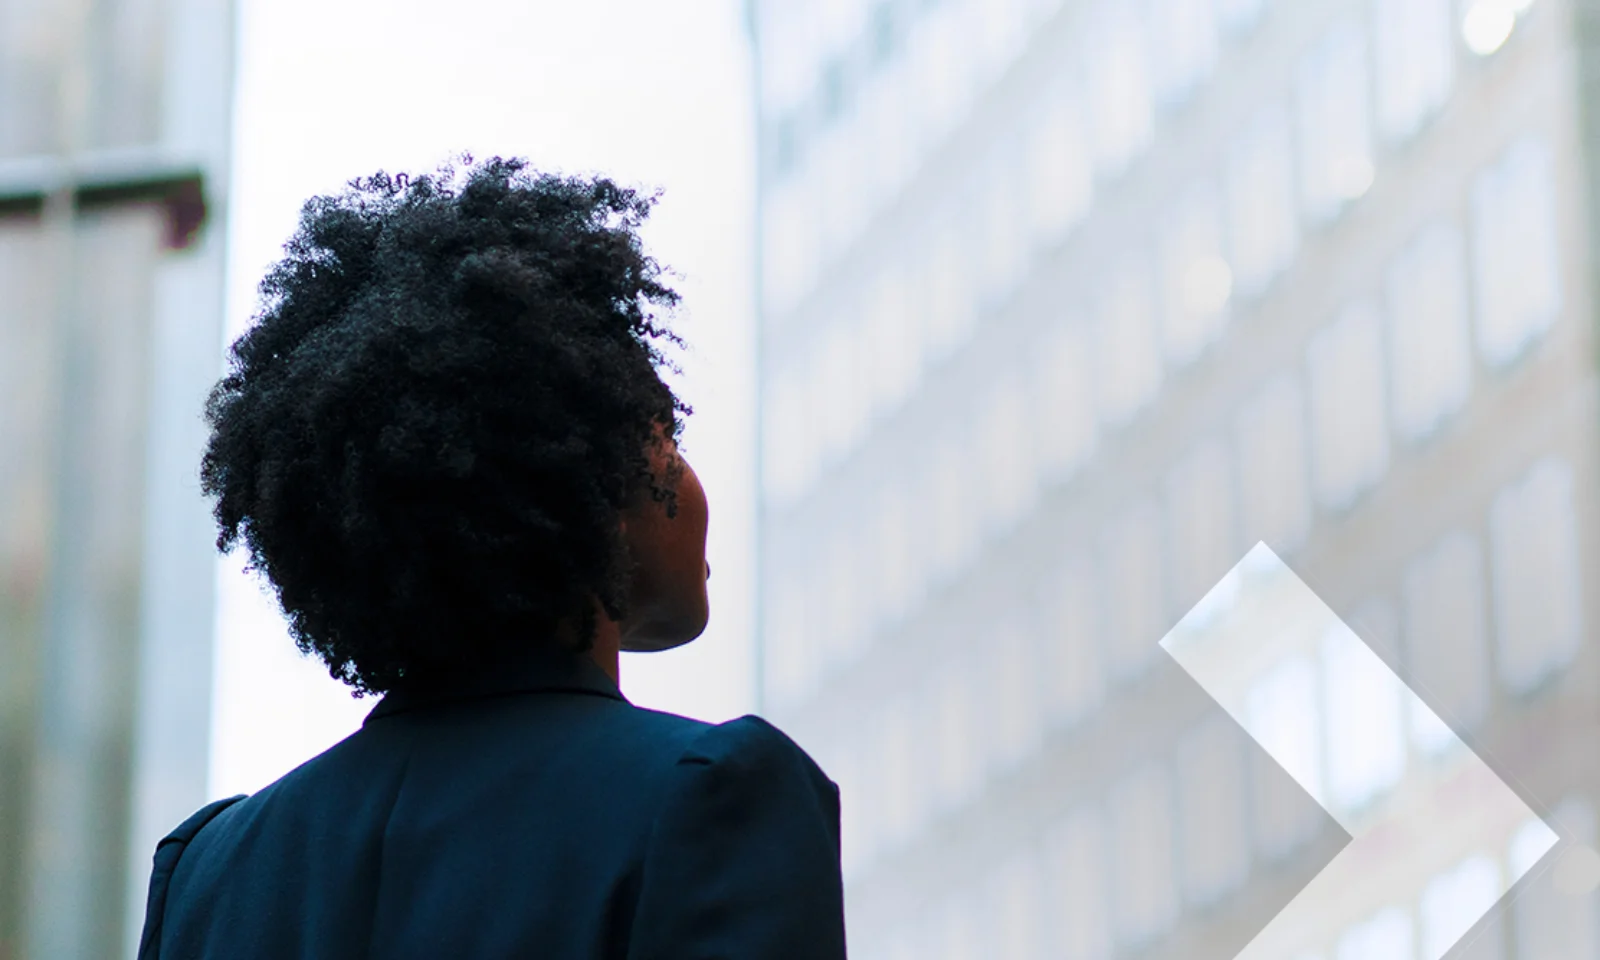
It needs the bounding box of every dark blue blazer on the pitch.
[138,653,847,959]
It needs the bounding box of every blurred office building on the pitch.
[0,2,233,958]
[751,0,1600,956]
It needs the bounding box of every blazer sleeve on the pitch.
[627,715,847,960]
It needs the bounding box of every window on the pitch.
[910,1,973,149]
[1102,496,1169,680]
[872,477,918,626]
[1159,179,1231,367]
[935,887,986,960]
[1322,621,1406,816]
[1024,74,1094,246]
[1083,1,1154,178]
[1038,553,1106,726]
[1108,763,1180,946]
[1335,906,1414,960]
[1226,106,1298,297]
[977,374,1037,535]
[1095,254,1162,425]
[1308,301,1390,511]
[1508,808,1583,959]
[1296,22,1374,225]
[1176,714,1250,904]
[1489,457,1583,694]
[761,177,816,317]
[977,140,1029,305]
[1215,0,1266,37]
[1470,137,1561,367]
[815,315,864,468]
[987,850,1045,960]
[1246,655,1325,857]
[862,256,920,415]
[819,520,866,667]
[929,429,981,582]
[859,57,915,200]
[1031,318,1099,483]
[1045,807,1113,960]
[923,209,978,361]
[1148,0,1218,108]
[875,693,924,847]
[1419,855,1501,958]
[988,613,1044,770]
[930,648,985,810]
[761,365,807,505]
[1235,372,1313,552]
[1371,0,1454,143]
[1402,531,1491,755]
[1167,437,1240,614]
[761,570,814,709]
[1386,221,1471,441]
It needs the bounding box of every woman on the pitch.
[138,158,846,959]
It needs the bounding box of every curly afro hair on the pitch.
[201,156,689,696]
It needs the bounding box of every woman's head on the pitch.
[201,156,707,696]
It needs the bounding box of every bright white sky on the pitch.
[210,0,758,799]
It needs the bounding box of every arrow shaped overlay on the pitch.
[1162,543,1562,960]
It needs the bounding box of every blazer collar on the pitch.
[363,649,627,726]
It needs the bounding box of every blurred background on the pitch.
[2,0,1600,958]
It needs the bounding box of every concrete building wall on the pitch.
[0,1,233,956]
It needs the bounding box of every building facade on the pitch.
[751,0,1600,956]
[0,1,234,957]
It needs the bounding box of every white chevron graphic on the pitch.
[1162,543,1561,960]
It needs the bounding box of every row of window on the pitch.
[864,799,1597,960]
[762,134,1563,705]
[761,0,1479,323]
[791,453,1584,879]
[765,97,1557,517]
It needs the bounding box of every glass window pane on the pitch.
[1038,552,1106,727]
[988,613,1044,770]
[1308,300,1390,511]
[1509,798,1596,958]
[977,372,1037,534]
[1321,622,1406,815]
[1025,73,1094,246]
[1387,221,1471,441]
[1336,906,1415,960]
[1216,0,1266,37]
[1167,436,1239,612]
[925,209,979,360]
[1160,179,1232,367]
[1044,806,1113,959]
[1419,855,1502,958]
[1371,0,1454,143]
[1102,496,1168,680]
[1108,762,1179,946]
[988,850,1045,960]
[1402,530,1491,753]
[876,692,923,846]
[1471,137,1561,367]
[1176,714,1251,904]
[930,648,985,810]
[1148,0,1218,107]
[1235,371,1313,553]
[1083,2,1153,178]
[1296,22,1374,224]
[1226,106,1298,297]
[1031,318,1099,482]
[1489,457,1583,694]
[1094,254,1162,425]
[1247,654,1325,857]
